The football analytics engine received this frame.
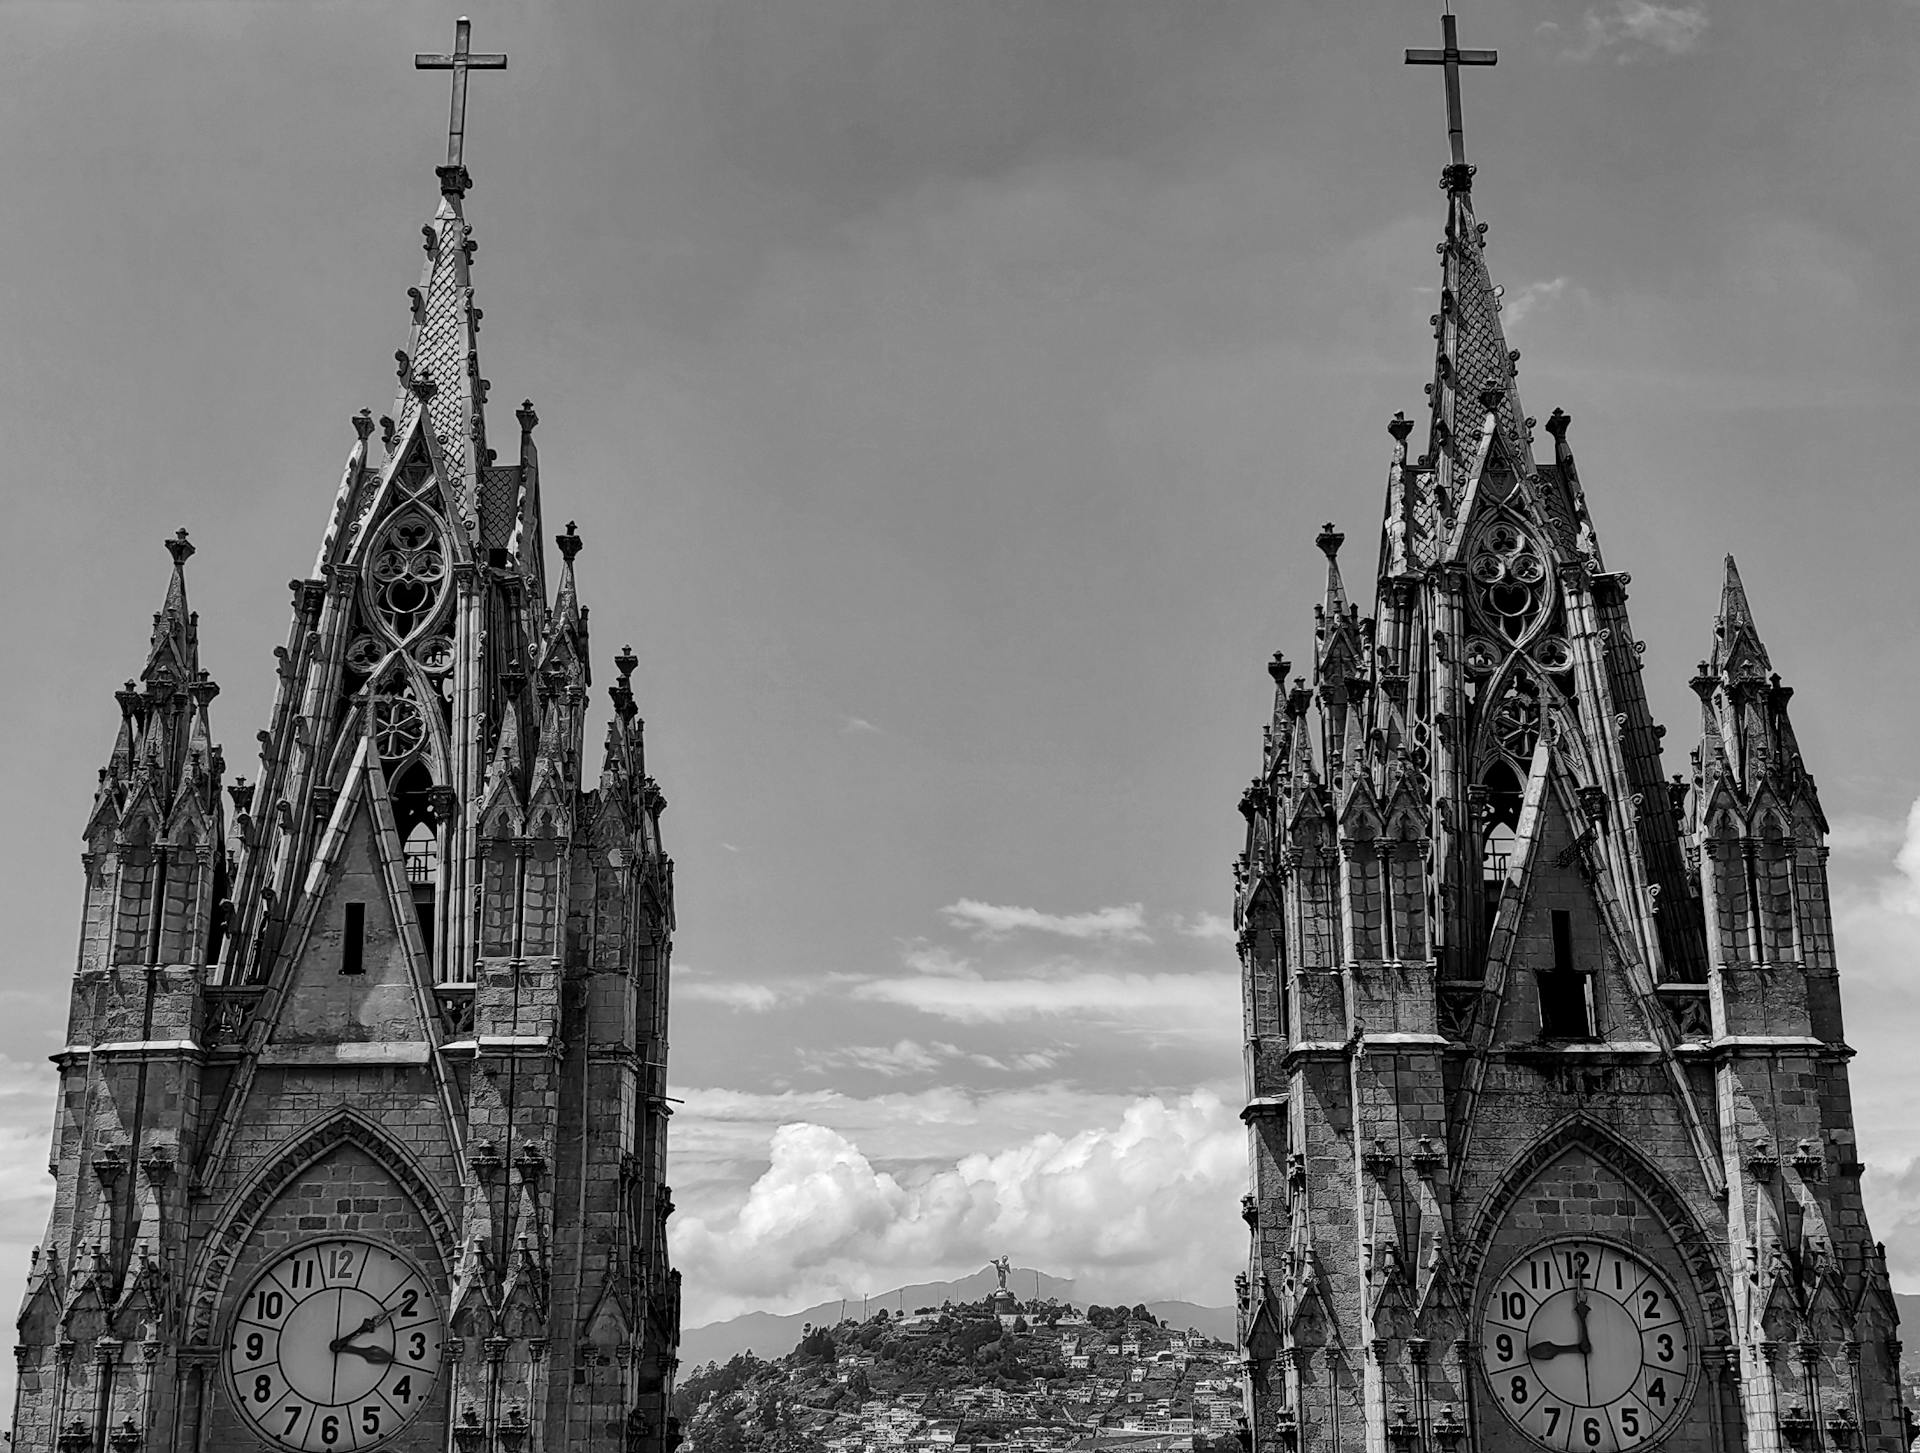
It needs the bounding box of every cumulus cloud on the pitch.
[1832,798,1920,1285]
[0,1055,62,1394]
[941,899,1152,944]
[1555,3,1709,62]
[670,1090,1244,1323]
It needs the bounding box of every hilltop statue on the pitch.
[987,1257,1019,1318]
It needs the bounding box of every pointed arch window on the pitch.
[392,761,442,961]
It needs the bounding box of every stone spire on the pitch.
[93,531,225,849]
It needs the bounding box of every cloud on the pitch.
[1172,911,1234,943]
[850,961,1237,1043]
[1831,798,1920,1286]
[670,1090,1244,1323]
[1558,3,1709,62]
[799,1039,1067,1080]
[940,899,1151,943]
[677,980,789,1012]
[1828,813,1911,857]
[900,943,976,977]
[1502,277,1570,330]
[800,1039,949,1078]
[842,716,882,735]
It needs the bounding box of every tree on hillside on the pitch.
[794,1324,836,1362]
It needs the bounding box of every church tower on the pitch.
[12,23,681,1452]
[1233,16,1904,1452]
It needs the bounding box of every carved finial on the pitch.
[1545,407,1571,440]
[1387,411,1414,443]
[615,645,639,682]
[556,522,583,562]
[517,399,539,433]
[1315,523,1344,561]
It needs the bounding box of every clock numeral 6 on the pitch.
[320,1413,340,1445]
[1582,1415,1602,1446]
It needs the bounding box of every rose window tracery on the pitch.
[1532,635,1573,673]
[369,514,447,640]
[1469,519,1548,644]
[373,686,427,763]
[413,635,455,675]
[344,635,385,676]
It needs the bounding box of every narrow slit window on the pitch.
[342,902,366,975]
[1540,908,1594,1038]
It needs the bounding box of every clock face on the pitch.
[1480,1238,1693,1451]
[226,1237,444,1451]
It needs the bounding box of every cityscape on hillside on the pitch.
[678,1261,1241,1453]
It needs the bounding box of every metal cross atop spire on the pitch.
[1405,10,1497,188]
[415,16,507,196]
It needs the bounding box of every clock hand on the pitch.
[334,1342,396,1366]
[328,1307,396,1352]
[1526,1339,1583,1358]
[1573,1288,1592,1405]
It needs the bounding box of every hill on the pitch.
[681,1269,1233,1367]
[677,1290,1244,1453]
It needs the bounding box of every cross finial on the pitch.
[415,17,508,197]
[1405,9,1498,190]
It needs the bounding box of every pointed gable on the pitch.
[266,746,433,1054]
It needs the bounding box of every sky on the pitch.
[2,0,1920,1360]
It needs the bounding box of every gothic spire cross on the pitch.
[414,16,507,193]
[1405,11,1497,177]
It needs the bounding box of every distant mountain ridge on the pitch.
[680,1267,1236,1368]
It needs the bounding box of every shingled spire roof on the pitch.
[1709,554,1772,680]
